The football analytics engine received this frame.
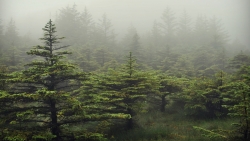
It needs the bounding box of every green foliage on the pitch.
[84,52,159,129]
[221,66,250,140]
[149,73,184,112]
[0,66,9,90]
[179,75,225,119]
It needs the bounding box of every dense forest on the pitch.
[0,4,250,141]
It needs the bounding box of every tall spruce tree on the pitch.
[0,19,86,140]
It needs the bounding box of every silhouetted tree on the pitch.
[208,16,229,49]
[159,7,176,46]
[79,7,95,45]
[56,4,80,45]
[177,10,192,47]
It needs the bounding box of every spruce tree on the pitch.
[0,19,86,140]
[221,66,250,140]
[229,52,250,70]
[97,52,158,129]
[181,75,225,119]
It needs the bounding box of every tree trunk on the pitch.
[160,95,166,112]
[127,108,134,130]
[50,99,60,141]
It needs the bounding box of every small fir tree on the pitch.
[96,52,158,129]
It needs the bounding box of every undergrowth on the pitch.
[109,111,237,141]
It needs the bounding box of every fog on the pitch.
[1,1,250,140]
[0,0,249,46]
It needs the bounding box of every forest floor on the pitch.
[110,111,236,141]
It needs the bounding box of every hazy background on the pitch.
[0,0,249,46]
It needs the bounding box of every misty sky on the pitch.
[0,0,249,46]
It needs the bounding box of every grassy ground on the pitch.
[110,111,237,141]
